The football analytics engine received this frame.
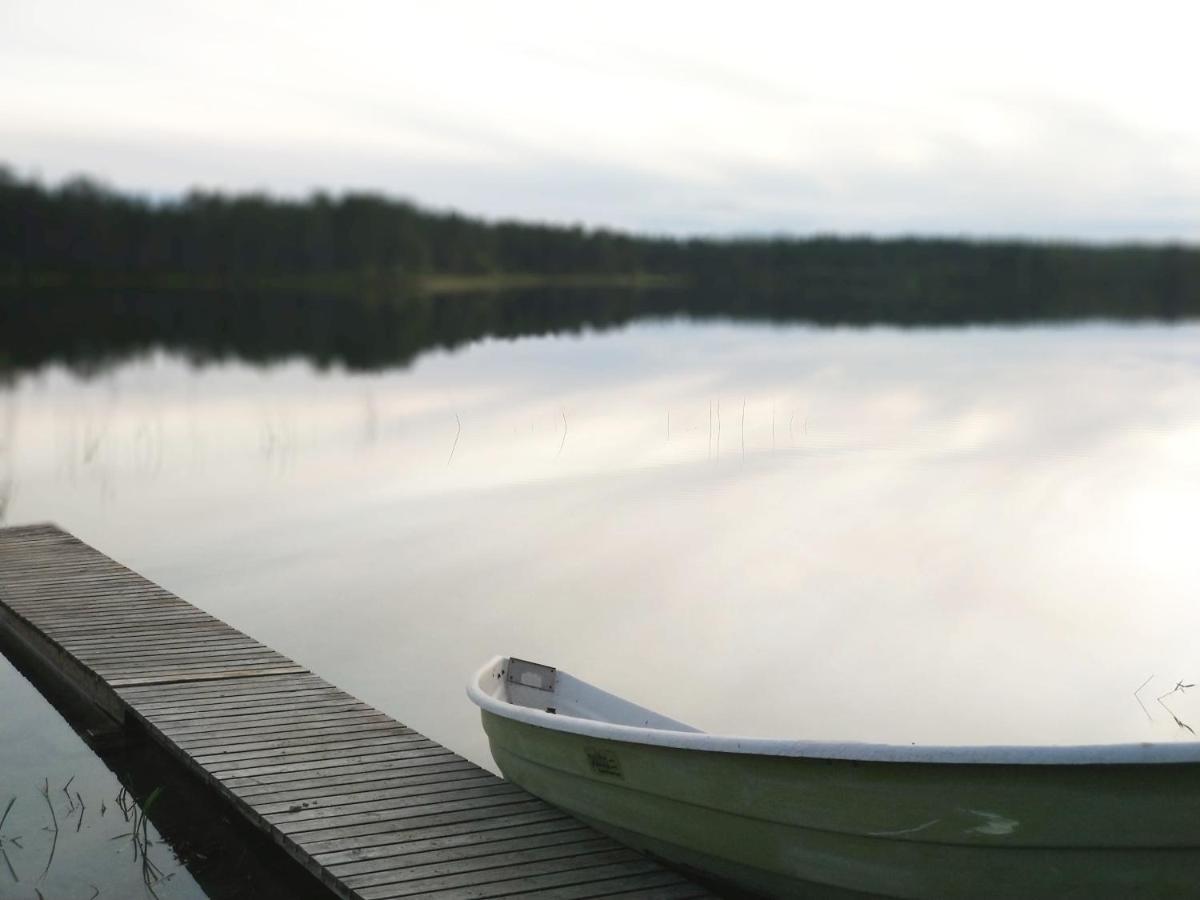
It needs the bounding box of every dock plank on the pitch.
[0,523,712,900]
[359,854,659,899]
[324,824,595,877]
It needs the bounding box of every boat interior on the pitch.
[482,656,700,732]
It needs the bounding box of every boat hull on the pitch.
[481,710,1200,899]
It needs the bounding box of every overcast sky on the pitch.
[3,0,1197,239]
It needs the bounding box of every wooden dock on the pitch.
[0,524,712,900]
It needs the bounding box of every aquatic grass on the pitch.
[0,795,18,882]
[56,782,89,836]
[1,781,171,891]
[1156,681,1196,735]
[446,412,462,465]
[1135,676,1196,734]
[138,788,166,897]
[1134,675,1154,722]
[37,778,57,880]
[112,786,166,897]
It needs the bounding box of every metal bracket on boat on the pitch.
[507,657,556,693]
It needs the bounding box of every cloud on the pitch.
[3,0,1198,239]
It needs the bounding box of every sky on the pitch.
[2,0,1198,240]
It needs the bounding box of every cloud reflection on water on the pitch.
[5,319,1200,768]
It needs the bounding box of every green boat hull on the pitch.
[482,710,1200,898]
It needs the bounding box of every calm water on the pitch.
[4,314,1200,781]
[0,650,208,898]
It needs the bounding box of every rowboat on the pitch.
[468,655,1200,899]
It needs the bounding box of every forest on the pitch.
[3,165,1199,321]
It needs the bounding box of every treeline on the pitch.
[0,166,679,283]
[2,165,1200,323]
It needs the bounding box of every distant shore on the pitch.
[0,270,685,295]
[3,164,1198,317]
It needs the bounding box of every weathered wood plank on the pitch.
[524,875,710,899]
[209,745,458,780]
[222,754,478,792]
[61,636,267,657]
[289,798,551,847]
[173,721,417,753]
[191,735,436,767]
[85,654,291,674]
[88,655,297,678]
[86,652,294,674]
[316,815,578,868]
[124,683,320,705]
[145,710,391,739]
[282,801,560,856]
[254,774,501,817]
[149,708,397,739]
[179,722,422,749]
[108,664,309,687]
[26,620,213,637]
[117,671,326,700]
[228,760,485,801]
[34,622,237,642]
[182,724,425,753]
[324,823,592,877]
[164,712,407,741]
[13,605,214,625]
[142,694,373,722]
[357,852,655,899]
[0,571,161,589]
[133,686,353,714]
[342,837,617,890]
[76,639,280,659]
[4,592,180,610]
[2,586,187,605]
[266,783,526,829]
[146,703,388,729]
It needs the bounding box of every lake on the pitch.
[3,298,1200,892]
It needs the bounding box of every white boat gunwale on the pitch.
[468,655,1200,766]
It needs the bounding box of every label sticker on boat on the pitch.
[585,746,623,778]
